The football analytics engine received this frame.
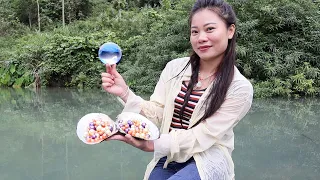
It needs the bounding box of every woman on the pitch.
[101,0,253,179]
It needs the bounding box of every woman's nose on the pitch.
[198,31,208,43]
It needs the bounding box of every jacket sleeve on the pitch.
[153,80,253,162]
[118,62,171,127]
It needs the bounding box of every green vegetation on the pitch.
[0,0,319,98]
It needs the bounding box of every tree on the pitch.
[62,0,65,27]
[37,0,40,31]
[14,0,38,28]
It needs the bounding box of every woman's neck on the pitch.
[199,58,221,75]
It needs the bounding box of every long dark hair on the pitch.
[179,0,237,128]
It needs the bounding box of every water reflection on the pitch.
[0,88,319,180]
[234,98,320,180]
[0,88,151,180]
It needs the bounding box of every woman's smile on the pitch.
[198,45,212,52]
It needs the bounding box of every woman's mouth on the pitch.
[198,45,211,51]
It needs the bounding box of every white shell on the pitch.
[76,113,116,145]
[116,112,160,140]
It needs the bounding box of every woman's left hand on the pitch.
[106,134,154,152]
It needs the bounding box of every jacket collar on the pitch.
[175,58,192,81]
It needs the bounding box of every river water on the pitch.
[0,88,319,180]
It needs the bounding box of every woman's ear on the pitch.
[228,24,236,39]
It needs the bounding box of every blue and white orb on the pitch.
[98,42,122,65]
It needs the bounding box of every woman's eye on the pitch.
[191,30,198,35]
[207,27,215,31]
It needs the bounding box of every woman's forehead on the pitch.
[190,9,223,26]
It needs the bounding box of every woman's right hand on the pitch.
[101,64,128,99]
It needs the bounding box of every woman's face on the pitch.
[190,9,235,62]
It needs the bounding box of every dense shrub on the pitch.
[231,0,320,97]
[0,0,319,98]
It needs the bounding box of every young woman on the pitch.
[101,0,253,179]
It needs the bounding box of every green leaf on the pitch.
[2,73,11,85]
[13,77,24,88]
[9,64,16,74]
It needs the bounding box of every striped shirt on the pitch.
[170,81,206,130]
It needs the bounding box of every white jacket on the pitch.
[118,57,253,180]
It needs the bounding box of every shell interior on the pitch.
[76,113,117,145]
[116,112,160,140]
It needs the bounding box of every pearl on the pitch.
[196,81,202,88]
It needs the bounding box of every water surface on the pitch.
[0,88,319,180]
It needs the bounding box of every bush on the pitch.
[230,0,320,97]
[1,0,319,98]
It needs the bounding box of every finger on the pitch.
[101,72,111,77]
[107,134,127,142]
[101,73,115,80]
[110,64,122,78]
[101,77,115,84]
[106,64,111,73]
[124,134,138,145]
[102,82,113,89]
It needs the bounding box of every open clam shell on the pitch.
[116,112,160,140]
[76,113,118,145]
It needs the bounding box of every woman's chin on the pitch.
[198,55,214,61]
[198,53,224,63]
